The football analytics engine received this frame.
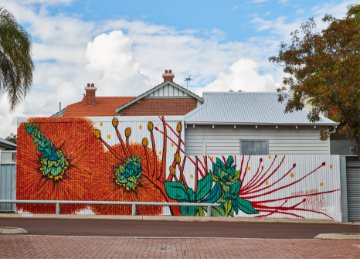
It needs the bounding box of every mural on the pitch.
[17,118,104,214]
[16,116,341,220]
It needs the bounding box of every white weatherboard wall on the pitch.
[185,125,330,155]
[149,83,189,98]
[147,83,203,106]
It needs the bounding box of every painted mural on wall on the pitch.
[17,116,341,220]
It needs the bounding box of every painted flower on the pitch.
[90,143,166,215]
[114,155,142,191]
[16,117,104,214]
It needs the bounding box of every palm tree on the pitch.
[0,7,33,110]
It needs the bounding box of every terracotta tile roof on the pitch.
[63,97,135,117]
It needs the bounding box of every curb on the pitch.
[0,227,28,235]
[315,233,360,240]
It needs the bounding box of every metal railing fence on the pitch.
[0,200,220,217]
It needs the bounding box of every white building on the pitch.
[184,92,338,156]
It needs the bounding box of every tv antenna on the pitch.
[184,75,192,88]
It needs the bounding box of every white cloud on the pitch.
[312,0,358,18]
[251,0,357,41]
[251,15,301,41]
[85,31,150,96]
[251,0,267,4]
[197,59,277,94]
[28,0,73,4]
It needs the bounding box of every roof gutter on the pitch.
[184,121,339,127]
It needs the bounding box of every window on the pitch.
[241,140,268,155]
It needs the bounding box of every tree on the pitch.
[269,5,360,157]
[5,133,16,144]
[0,7,33,110]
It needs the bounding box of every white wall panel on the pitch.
[185,125,330,155]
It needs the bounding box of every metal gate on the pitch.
[0,151,16,212]
[346,157,360,222]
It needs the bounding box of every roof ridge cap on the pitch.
[203,91,277,95]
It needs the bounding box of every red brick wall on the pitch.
[84,90,96,105]
[119,98,198,116]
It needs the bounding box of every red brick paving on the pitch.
[0,235,359,258]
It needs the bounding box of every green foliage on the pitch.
[115,155,142,191]
[210,156,258,217]
[5,133,16,144]
[0,7,34,110]
[196,173,213,200]
[164,174,218,216]
[24,123,68,180]
[164,156,258,217]
[269,5,360,155]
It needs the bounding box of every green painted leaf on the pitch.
[196,206,206,217]
[211,173,219,182]
[223,192,232,200]
[232,198,239,214]
[164,182,189,201]
[202,182,221,203]
[187,188,196,202]
[224,199,232,216]
[211,206,225,217]
[230,181,240,195]
[235,196,259,215]
[226,156,234,167]
[219,170,229,182]
[233,170,240,180]
[180,205,197,216]
[222,184,230,194]
[196,174,212,200]
[215,157,223,167]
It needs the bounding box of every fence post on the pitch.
[55,203,60,215]
[131,203,136,216]
[340,156,349,223]
[207,205,211,217]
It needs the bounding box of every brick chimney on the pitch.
[162,69,174,82]
[84,83,97,105]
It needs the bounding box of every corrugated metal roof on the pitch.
[0,138,16,149]
[185,92,337,126]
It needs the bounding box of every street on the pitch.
[0,217,359,238]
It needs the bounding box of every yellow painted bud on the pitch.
[142,137,149,147]
[125,127,131,138]
[176,122,182,133]
[147,121,154,131]
[169,166,176,175]
[174,153,181,164]
[94,129,101,139]
[112,117,119,127]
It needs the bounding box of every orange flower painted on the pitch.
[90,143,166,215]
[16,117,104,214]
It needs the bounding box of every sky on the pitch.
[0,0,358,138]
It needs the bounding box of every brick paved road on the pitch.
[0,235,359,259]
